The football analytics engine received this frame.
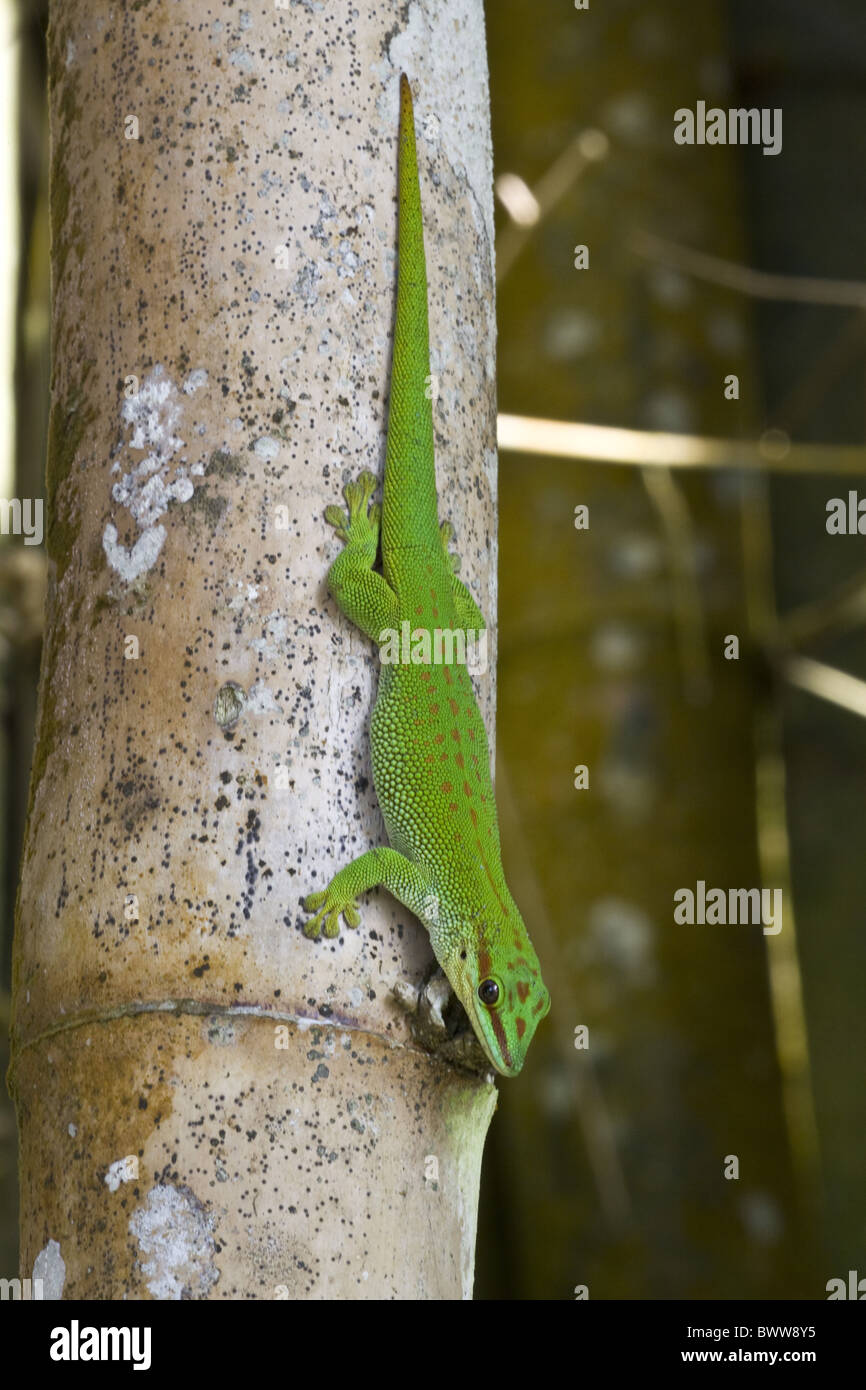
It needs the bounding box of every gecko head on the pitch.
[447,923,551,1078]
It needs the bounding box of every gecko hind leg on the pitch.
[323,470,399,643]
[439,519,487,631]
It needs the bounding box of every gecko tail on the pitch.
[381,74,440,559]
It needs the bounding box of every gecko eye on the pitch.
[477,978,500,1008]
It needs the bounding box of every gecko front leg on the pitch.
[303,847,433,939]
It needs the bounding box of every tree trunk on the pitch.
[11,0,498,1300]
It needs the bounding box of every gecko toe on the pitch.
[324,504,350,539]
[439,519,462,572]
[322,909,342,939]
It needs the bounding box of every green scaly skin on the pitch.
[303,74,550,1077]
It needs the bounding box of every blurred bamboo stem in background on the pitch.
[741,474,822,1211]
[498,413,866,473]
[752,698,822,1202]
[500,412,826,1208]
[495,128,855,1203]
[496,755,633,1233]
[0,0,18,498]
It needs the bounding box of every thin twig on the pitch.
[632,228,866,310]
[498,413,866,474]
[778,568,866,650]
[641,468,711,704]
[496,129,608,282]
[740,478,822,1212]
[784,654,866,719]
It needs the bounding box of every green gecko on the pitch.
[303,73,550,1077]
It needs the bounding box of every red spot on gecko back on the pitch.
[517,982,530,1003]
[516,1018,526,1041]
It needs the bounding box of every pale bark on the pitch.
[11,0,499,1299]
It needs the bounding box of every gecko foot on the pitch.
[302,889,362,940]
[324,470,380,547]
[439,519,461,573]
